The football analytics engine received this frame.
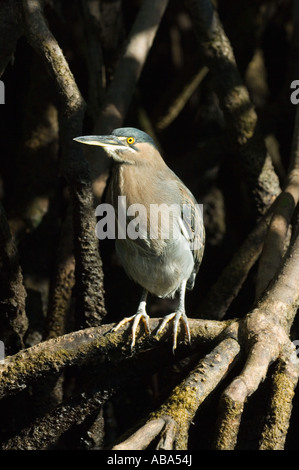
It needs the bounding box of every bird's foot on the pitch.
[155,310,191,352]
[112,311,151,350]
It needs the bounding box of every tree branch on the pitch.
[87,0,170,196]
[0,0,23,77]
[214,219,299,449]
[0,318,228,400]
[199,209,272,320]
[1,388,110,450]
[185,0,281,216]
[255,93,299,298]
[156,66,209,131]
[0,203,28,354]
[22,0,106,326]
[112,335,240,450]
[259,357,299,450]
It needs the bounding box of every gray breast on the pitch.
[115,232,194,298]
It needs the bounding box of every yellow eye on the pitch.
[127,136,135,145]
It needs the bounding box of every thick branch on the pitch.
[94,0,169,134]
[0,0,23,77]
[0,318,228,401]
[88,0,170,195]
[113,335,240,450]
[1,388,110,450]
[112,419,166,451]
[153,337,240,450]
[259,357,299,450]
[80,0,106,125]
[214,221,299,449]
[22,0,106,326]
[0,203,28,354]
[200,209,272,320]
[185,0,280,215]
[255,87,299,298]
[46,207,75,339]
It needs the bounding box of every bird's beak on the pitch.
[73,135,126,150]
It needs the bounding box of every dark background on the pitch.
[0,0,298,450]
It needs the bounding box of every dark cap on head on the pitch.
[112,127,157,148]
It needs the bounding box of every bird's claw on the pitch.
[155,311,191,352]
[112,312,151,350]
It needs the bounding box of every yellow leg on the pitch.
[155,281,190,352]
[112,290,150,349]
